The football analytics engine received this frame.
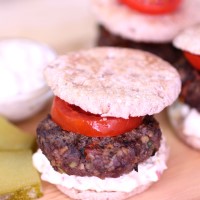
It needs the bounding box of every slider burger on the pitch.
[33,47,181,200]
[168,25,200,150]
[91,0,200,64]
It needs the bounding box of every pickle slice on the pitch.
[0,117,36,151]
[0,150,42,200]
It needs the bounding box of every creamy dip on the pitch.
[0,39,56,101]
[168,101,200,149]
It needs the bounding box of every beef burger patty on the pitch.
[37,115,161,179]
[174,56,200,112]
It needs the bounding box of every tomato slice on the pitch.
[51,96,143,137]
[184,51,200,71]
[119,0,181,14]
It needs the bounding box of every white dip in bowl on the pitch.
[0,39,57,121]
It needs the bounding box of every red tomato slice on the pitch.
[119,0,181,14]
[184,51,200,71]
[51,96,143,137]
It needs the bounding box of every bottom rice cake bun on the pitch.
[168,100,200,150]
[34,47,181,199]
[33,138,168,200]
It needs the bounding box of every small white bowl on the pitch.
[0,39,57,121]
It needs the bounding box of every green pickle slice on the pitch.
[0,117,36,151]
[0,150,42,200]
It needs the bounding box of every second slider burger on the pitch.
[168,25,200,150]
[91,0,200,64]
[33,47,181,200]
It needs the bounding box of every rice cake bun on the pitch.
[168,100,200,150]
[90,0,200,43]
[57,184,151,200]
[44,47,181,119]
[33,138,169,200]
[173,24,200,55]
[35,47,178,199]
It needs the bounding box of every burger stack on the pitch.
[168,24,200,150]
[91,0,200,64]
[33,47,181,200]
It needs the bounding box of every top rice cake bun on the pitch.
[45,47,181,118]
[91,0,200,43]
[173,24,200,55]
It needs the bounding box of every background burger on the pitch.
[90,0,200,64]
[168,24,200,150]
[33,47,181,200]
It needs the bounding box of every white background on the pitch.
[0,0,97,53]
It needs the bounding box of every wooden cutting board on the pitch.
[17,105,200,200]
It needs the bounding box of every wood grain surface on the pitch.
[17,104,200,200]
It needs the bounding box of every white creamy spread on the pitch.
[169,101,200,138]
[184,109,200,138]
[33,138,168,193]
[168,101,200,149]
[0,39,56,101]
